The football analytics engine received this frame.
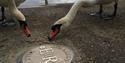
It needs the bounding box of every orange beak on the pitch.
[48,29,60,41]
[23,26,31,37]
[19,21,31,37]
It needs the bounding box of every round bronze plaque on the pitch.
[18,44,74,63]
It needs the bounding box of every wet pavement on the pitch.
[19,0,75,8]
[0,0,125,63]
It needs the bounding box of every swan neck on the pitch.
[66,1,83,21]
[8,0,17,11]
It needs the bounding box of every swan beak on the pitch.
[19,21,31,37]
[23,26,31,37]
[48,29,60,41]
[48,24,62,41]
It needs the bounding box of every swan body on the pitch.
[0,0,31,37]
[48,0,118,41]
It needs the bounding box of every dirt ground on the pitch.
[0,0,125,63]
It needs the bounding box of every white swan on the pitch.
[0,0,31,37]
[48,0,118,41]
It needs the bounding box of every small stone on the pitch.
[111,49,115,52]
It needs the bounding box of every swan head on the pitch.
[19,21,31,37]
[48,17,71,41]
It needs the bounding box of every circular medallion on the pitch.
[18,44,74,63]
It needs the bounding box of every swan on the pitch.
[48,0,119,41]
[0,0,31,37]
[0,0,25,21]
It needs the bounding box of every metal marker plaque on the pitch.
[18,44,74,63]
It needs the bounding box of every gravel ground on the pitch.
[0,0,125,63]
